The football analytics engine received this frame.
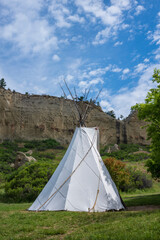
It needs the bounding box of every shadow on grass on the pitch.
[124,193,160,207]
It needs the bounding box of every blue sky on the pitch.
[0,0,160,117]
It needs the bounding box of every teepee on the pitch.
[29,82,125,212]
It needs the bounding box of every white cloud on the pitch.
[49,0,71,28]
[76,0,116,25]
[121,23,129,30]
[68,58,82,71]
[32,85,47,94]
[66,74,74,83]
[78,77,104,91]
[100,89,110,98]
[93,27,113,45]
[155,53,160,59]
[49,0,85,28]
[147,12,160,47]
[100,100,113,112]
[135,5,145,16]
[0,14,58,54]
[118,87,128,93]
[0,0,43,15]
[123,68,130,74]
[154,46,160,61]
[147,12,160,61]
[132,54,141,62]
[100,64,159,117]
[67,14,85,23]
[114,41,123,46]
[144,58,149,63]
[134,63,148,74]
[78,81,87,88]
[89,78,104,85]
[0,1,58,54]
[152,29,160,45]
[41,76,47,81]
[76,0,132,45]
[112,67,122,73]
[89,65,111,76]
[89,69,104,76]
[52,54,60,62]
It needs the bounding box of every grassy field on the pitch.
[0,192,160,240]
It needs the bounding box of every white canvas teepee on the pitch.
[29,127,124,212]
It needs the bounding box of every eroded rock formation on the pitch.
[0,89,150,146]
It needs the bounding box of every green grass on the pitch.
[123,193,160,207]
[0,198,160,240]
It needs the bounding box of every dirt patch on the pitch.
[127,205,160,211]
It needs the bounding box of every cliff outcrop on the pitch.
[0,89,149,146]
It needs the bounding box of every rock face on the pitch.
[0,89,150,146]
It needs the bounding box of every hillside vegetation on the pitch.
[0,139,160,240]
[0,139,159,202]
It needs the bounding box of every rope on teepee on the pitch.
[84,128,101,212]
[37,131,97,211]
[89,174,100,212]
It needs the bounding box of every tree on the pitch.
[0,78,6,89]
[106,110,116,118]
[120,114,124,120]
[78,96,84,101]
[132,69,160,178]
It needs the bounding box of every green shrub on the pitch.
[103,157,130,191]
[1,140,19,151]
[124,167,153,192]
[103,157,152,192]
[100,144,150,161]
[32,151,55,161]
[0,143,17,174]
[24,139,63,151]
[0,139,62,174]
[119,143,140,152]
[126,153,150,162]
[5,162,56,202]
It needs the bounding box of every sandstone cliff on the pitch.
[0,89,149,146]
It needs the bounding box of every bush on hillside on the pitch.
[119,143,140,152]
[32,151,55,161]
[5,162,56,202]
[103,157,152,192]
[125,167,153,192]
[0,139,62,174]
[24,139,63,151]
[100,144,150,161]
[0,142,18,174]
[103,157,130,191]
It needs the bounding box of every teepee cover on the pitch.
[29,127,124,212]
